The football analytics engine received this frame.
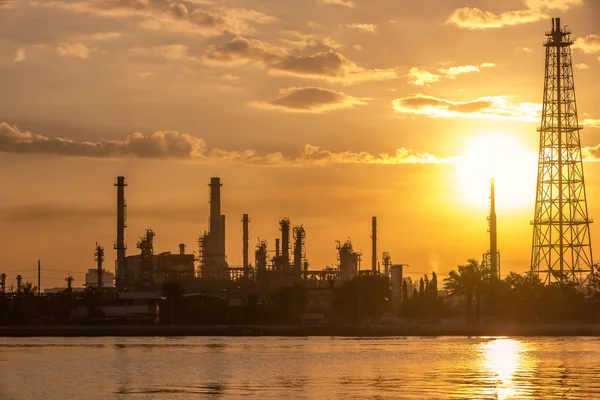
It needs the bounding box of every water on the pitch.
[1,336,600,399]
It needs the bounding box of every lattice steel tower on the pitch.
[531,18,593,284]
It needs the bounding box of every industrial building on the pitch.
[85,268,115,289]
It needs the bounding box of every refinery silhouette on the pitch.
[1,18,599,332]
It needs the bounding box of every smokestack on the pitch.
[37,260,41,296]
[275,238,280,258]
[209,177,222,253]
[179,243,186,255]
[242,214,249,278]
[221,214,226,259]
[372,216,377,273]
[16,275,22,292]
[490,179,498,279]
[114,176,127,290]
[0,273,6,294]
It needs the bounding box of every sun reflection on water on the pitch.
[482,338,524,399]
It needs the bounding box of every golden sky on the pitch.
[0,0,599,288]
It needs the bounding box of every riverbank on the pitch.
[3,323,600,337]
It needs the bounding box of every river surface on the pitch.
[1,336,600,399]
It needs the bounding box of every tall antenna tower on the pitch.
[531,18,593,284]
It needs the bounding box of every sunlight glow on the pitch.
[482,338,523,400]
[456,134,537,209]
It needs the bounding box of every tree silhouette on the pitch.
[444,259,485,324]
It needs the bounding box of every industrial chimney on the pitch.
[372,217,377,273]
[114,176,127,290]
[280,218,291,269]
[242,214,250,278]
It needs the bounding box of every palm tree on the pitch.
[20,282,38,297]
[444,259,485,324]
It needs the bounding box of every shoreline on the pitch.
[2,324,600,337]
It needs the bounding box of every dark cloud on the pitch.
[0,121,446,165]
[203,38,396,84]
[202,36,286,66]
[252,86,366,113]
[32,1,274,36]
[0,122,206,158]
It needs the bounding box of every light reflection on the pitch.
[482,338,524,399]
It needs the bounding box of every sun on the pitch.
[455,133,538,209]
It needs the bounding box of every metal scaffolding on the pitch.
[531,18,593,284]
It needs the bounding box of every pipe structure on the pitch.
[114,176,127,290]
[280,218,290,269]
[275,239,280,258]
[95,243,104,289]
[221,214,226,260]
[293,226,305,275]
[179,243,186,255]
[242,214,249,278]
[37,260,41,295]
[209,177,222,259]
[372,217,377,273]
[490,179,498,279]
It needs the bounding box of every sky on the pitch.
[1,0,600,289]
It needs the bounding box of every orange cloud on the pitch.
[32,1,274,37]
[574,35,600,54]
[447,0,582,30]
[392,94,541,122]
[322,0,355,8]
[203,38,396,84]
[346,23,377,33]
[407,67,440,86]
[56,43,93,59]
[250,87,366,113]
[0,122,446,165]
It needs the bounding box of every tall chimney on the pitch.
[242,214,249,278]
[209,177,222,241]
[490,179,498,279]
[372,216,377,273]
[221,214,226,259]
[179,243,186,255]
[280,218,290,269]
[114,176,127,290]
[37,260,41,296]
[275,238,280,258]
[16,275,22,292]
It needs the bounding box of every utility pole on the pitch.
[37,260,41,295]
